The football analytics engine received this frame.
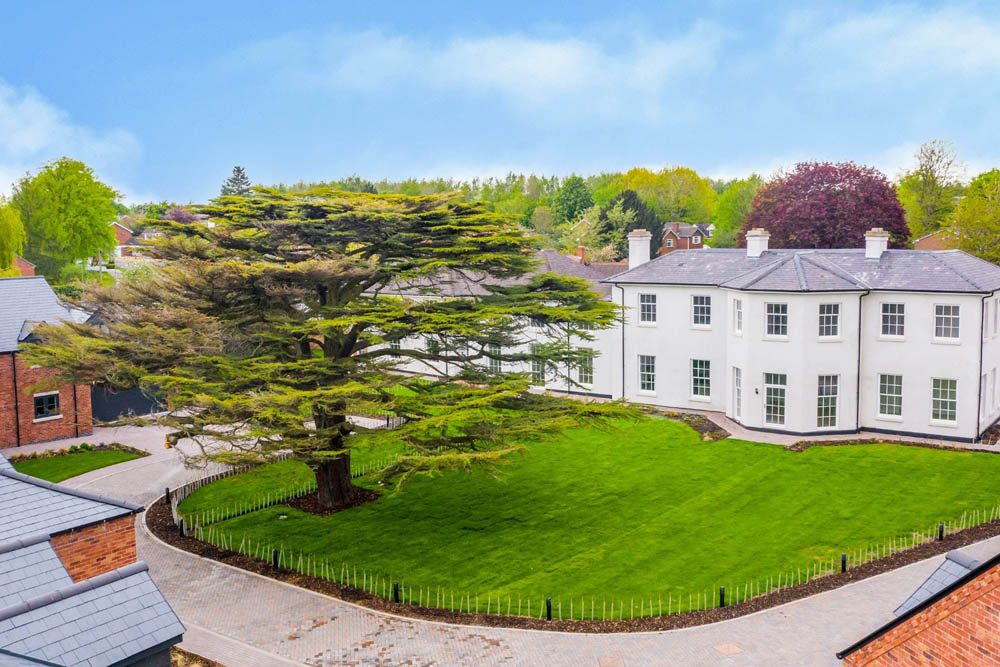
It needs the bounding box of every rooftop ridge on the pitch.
[0,561,149,623]
[791,254,808,290]
[737,255,795,290]
[0,470,143,514]
[932,251,990,291]
[798,252,872,290]
[0,533,51,556]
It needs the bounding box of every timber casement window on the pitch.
[878,374,903,417]
[881,303,905,336]
[692,295,712,326]
[639,294,657,323]
[816,375,839,428]
[934,305,960,340]
[33,392,60,420]
[764,373,787,425]
[691,359,711,397]
[638,355,656,392]
[766,303,788,337]
[818,304,840,338]
[931,378,958,422]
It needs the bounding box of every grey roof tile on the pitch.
[894,550,982,616]
[0,472,139,542]
[606,248,1000,293]
[0,540,73,609]
[0,278,76,353]
[0,565,184,667]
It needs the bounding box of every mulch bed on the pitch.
[286,487,380,516]
[639,408,731,442]
[147,495,1000,633]
[171,647,223,667]
[789,437,1000,454]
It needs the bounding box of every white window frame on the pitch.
[765,303,788,338]
[692,235,702,244]
[577,348,594,386]
[32,390,62,423]
[733,299,743,335]
[931,378,958,425]
[818,303,841,339]
[690,359,711,400]
[880,302,905,338]
[933,304,960,342]
[530,344,546,385]
[691,295,712,328]
[764,373,787,425]
[877,373,903,420]
[992,368,997,410]
[981,373,989,421]
[665,238,674,248]
[488,342,502,374]
[732,367,742,420]
[817,375,839,428]
[638,355,656,394]
[638,293,657,325]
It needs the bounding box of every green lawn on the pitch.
[181,418,1000,618]
[12,449,141,483]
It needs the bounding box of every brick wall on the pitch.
[0,352,93,448]
[14,256,35,276]
[844,563,1000,665]
[50,514,137,582]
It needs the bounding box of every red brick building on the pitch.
[13,255,35,276]
[838,550,1000,665]
[659,222,711,254]
[0,276,93,448]
[913,229,958,251]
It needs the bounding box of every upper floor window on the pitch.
[665,239,674,248]
[692,295,712,326]
[766,303,788,337]
[529,316,545,330]
[639,294,657,323]
[881,303,905,337]
[691,359,711,397]
[934,305,960,340]
[818,303,840,338]
[638,354,656,392]
[488,342,502,373]
[733,299,743,334]
[33,392,60,420]
[692,235,702,244]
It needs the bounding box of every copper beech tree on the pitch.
[25,189,630,509]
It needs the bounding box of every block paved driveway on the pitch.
[15,425,1000,666]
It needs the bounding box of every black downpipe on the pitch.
[72,383,80,437]
[855,291,869,432]
[10,353,21,447]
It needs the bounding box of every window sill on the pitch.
[878,336,906,342]
[817,337,842,343]
[875,414,903,423]
[764,335,789,342]
[689,395,711,403]
[33,414,63,423]
[690,324,712,331]
[931,338,961,346]
[637,322,658,328]
[929,419,959,429]
[637,390,657,397]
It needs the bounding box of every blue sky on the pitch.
[2,1,999,203]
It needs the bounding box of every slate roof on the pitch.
[382,250,626,299]
[0,536,73,608]
[893,550,981,616]
[0,563,185,667]
[0,470,140,542]
[0,278,76,353]
[605,248,1000,293]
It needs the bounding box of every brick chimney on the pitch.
[865,227,890,259]
[628,229,652,269]
[577,245,587,263]
[746,228,770,258]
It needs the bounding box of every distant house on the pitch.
[13,256,34,277]
[0,277,93,448]
[0,455,184,664]
[838,549,999,665]
[659,222,710,254]
[913,229,958,251]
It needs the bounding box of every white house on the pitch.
[605,228,1000,442]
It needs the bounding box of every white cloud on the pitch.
[0,81,142,198]
[236,23,727,124]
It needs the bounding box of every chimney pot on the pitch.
[577,245,586,262]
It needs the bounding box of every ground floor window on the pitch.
[639,355,656,392]
[388,340,401,356]
[33,392,60,420]
[530,344,545,385]
[817,375,839,428]
[932,378,957,422]
[577,348,594,385]
[488,342,502,373]
[764,373,786,425]
[878,374,903,417]
[691,359,710,397]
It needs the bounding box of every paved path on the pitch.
[8,426,1000,666]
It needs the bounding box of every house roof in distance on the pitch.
[605,248,1000,293]
[0,277,77,353]
[893,550,981,616]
